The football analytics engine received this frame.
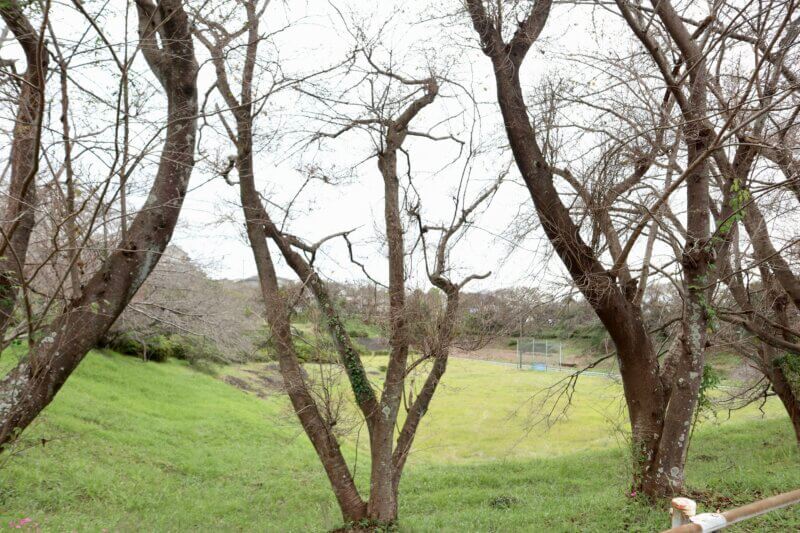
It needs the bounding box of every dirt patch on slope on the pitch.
[221,363,295,398]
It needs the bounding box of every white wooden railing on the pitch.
[663,489,800,532]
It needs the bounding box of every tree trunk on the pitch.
[464,0,707,496]
[770,363,800,443]
[0,0,198,449]
[0,0,47,337]
[362,143,410,525]
[235,122,367,522]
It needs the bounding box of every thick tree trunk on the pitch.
[0,1,47,337]
[0,0,198,449]
[770,364,800,443]
[464,0,707,497]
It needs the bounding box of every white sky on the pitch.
[172,0,620,291]
[5,1,775,294]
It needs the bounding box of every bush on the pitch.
[293,339,339,364]
[106,333,170,362]
[147,336,176,362]
[103,332,224,365]
[105,333,143,357]
[171,334,225,365]
[569,323,607,349]
[345,326,371,338]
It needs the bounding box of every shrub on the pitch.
[106,333,170,362]
[146,335,175,362]
[103,332,224,365]
[293,338,339,364]
[170,334,225,365]
[106,333,143,357]
[345,326,371,338]
[568,323,607,350]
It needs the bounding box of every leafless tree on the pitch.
[195,2,496,524]
[0,0,198,449]
[463,0,800,497]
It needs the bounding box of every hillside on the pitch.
[0,352,798,531]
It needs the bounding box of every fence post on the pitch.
[545,339,548,371]
[670,498,697,528]
[559,343,562,370]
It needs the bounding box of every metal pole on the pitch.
[559,343,562,371]
[545,339,548,371]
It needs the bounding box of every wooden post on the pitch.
[664,489,800,532]
[670,498,696,528]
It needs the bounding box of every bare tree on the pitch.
[0,0,48,337]
[463,0,800,497]
[0,0,198,448]
[196,2,495,523]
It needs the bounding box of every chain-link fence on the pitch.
[516,338,563,371]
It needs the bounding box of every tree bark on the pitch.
[364,127,411,522]
[464,0,714,497]
[0,0,198,449]
[769,361,800,443]
[236,122,367,522]
[0,0,47,337]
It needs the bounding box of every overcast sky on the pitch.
[0,0,701,293]
[169,0,625,292]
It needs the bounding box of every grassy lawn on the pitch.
[305,355,786,464]
[0,351,797,531]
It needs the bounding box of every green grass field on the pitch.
[0,351,797,531]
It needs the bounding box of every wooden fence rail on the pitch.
[663,489,800,532]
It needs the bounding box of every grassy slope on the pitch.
[0,351,797,532]
[0,352,337,531]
